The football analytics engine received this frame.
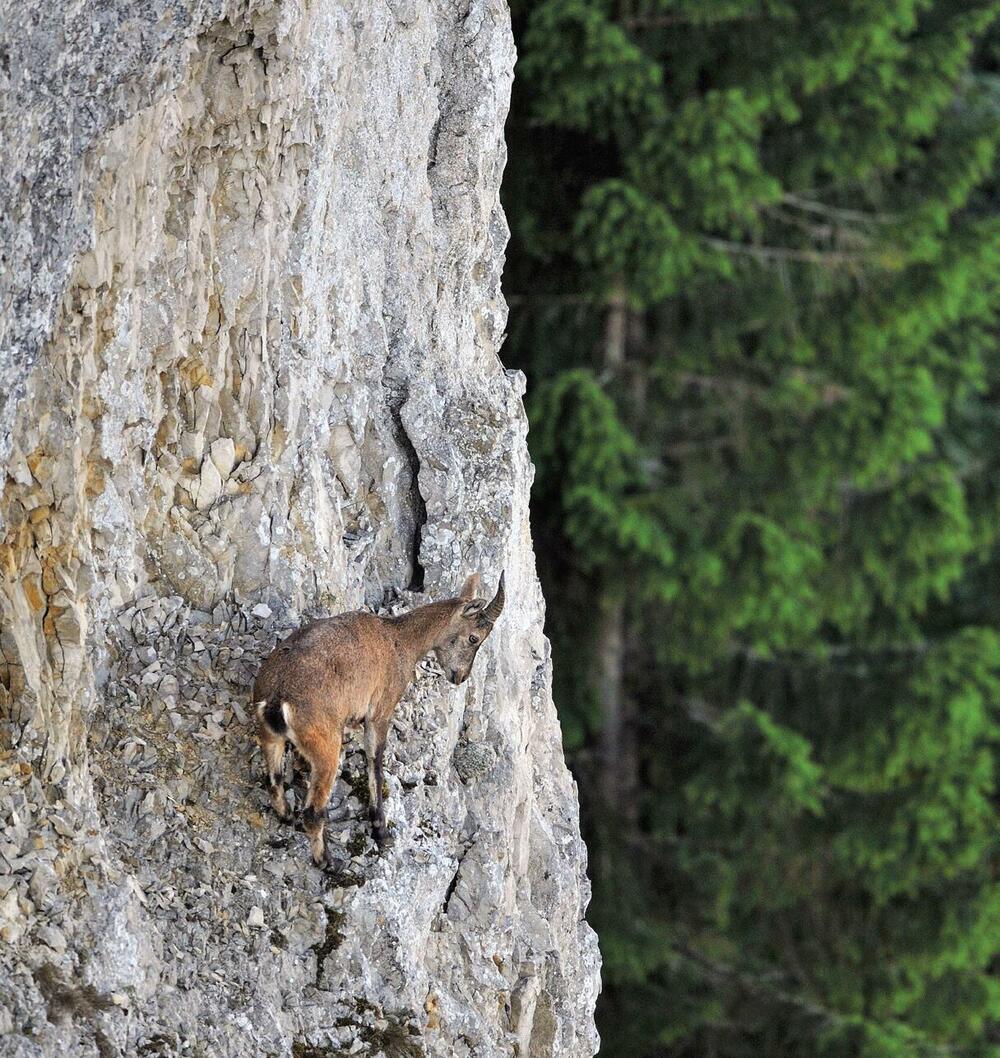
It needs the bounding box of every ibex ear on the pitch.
[461,599,487,618]
[458,573,481,600]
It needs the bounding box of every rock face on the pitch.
[0,2,601,1056]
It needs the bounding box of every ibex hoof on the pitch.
[322,849,348,873]
[373,825,395,851]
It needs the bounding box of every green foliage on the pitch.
[531,369,676,577]
[504,0,1000,1055]
[685,701,826,827]
[574,181,704,302]
[519,0,664,137]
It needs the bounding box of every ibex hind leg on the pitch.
[256,702,291,823]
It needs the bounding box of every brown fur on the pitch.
[253,572,504,866]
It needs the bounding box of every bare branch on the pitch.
[703,236,868,267]
[505,293,600,306]
[781,192,901,225]
[619,11,768,29]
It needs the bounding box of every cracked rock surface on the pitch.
[0,1,601,1055]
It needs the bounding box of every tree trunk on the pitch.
[603,276,628,372]
[596,276,637,814]
[597,592,630,805]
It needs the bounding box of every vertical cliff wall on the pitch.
[0,2,601,1055]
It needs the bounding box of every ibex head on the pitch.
[434,571,505,685]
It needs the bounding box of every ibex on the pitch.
[252,572,505,867]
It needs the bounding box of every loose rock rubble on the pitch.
[2,577,599,1056]
[0,0,600,1055]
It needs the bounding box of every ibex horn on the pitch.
[483,571,505,624]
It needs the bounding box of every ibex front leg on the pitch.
[364,715,393,849]
[301,729,345,869]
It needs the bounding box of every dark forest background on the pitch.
[501,2,1000,1055]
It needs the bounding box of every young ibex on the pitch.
[252,572,505,867]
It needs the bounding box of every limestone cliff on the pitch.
[0,1,601,1055]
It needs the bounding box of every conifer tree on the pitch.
[504,2,1000,1054]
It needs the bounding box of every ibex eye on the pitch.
[468,635,479,645]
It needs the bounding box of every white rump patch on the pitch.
[280,701,296,743]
